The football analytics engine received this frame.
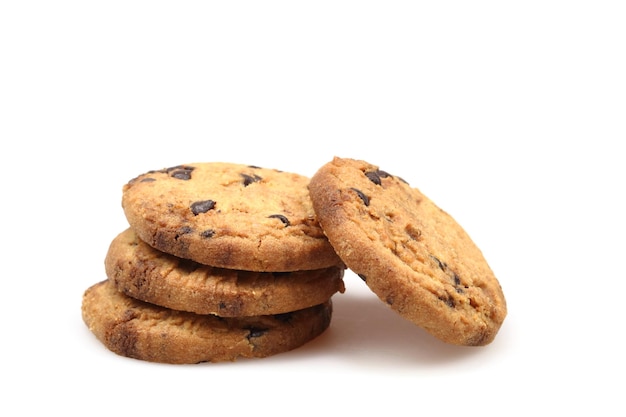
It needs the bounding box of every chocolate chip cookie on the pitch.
[308,157,507,346]
[81,280,333,364]
[122,163,342,272]
[105,228,345,316]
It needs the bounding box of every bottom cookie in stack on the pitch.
[82,280,333,364]
[81,229,345,364]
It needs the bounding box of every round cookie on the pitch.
[81,280,333,364]
[121,162,342,272]
[308,157,507,346]
[105,228,345,316]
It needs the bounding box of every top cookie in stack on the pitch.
[121,162,342,272]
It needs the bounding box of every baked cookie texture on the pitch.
[105,228,345,317]
[121,163,342,272]
[82,280,332,364]
[308,157,507,346]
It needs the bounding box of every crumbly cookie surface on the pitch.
[81,280,332,364]
[122,163,342,271]
[308,157,507,346]
[105,228,345,316]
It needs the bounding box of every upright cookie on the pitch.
[308,157,507,346]
[81,280,333,364]
[122,162,342,272]
[105,228,345,316]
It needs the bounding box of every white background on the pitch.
[1,1,624,415]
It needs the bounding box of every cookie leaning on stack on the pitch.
[308,157,507,346]
[82,162,345,364]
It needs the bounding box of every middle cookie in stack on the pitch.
[102,162,345,363]
[105,228,344,318]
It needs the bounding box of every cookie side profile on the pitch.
[121,162,342,272]
[81,280,333,364]
[308,157,507,346]
[105,228,345,316]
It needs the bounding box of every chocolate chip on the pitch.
[365,170,392,186]
[171,170,192,180]
[431,255,447,271]
[268,214,290,226]
[439,296,455,308]
[175,226,193,239]
[190,200,216,215]
[365,171,382,185]
[241,173,262,186]
[246,327,268,339]
[431,255,465,294]
[350,188,370,206]
[167,165,195,180]
[453,273,465,294]
[201,229,215,238]
[358,274,367,282]
[139,178,157,183]
[453,273,461,287]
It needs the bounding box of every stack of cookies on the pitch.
[83,157,508,364]
[81,163,346,364]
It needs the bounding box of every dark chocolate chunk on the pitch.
[139,178,157,183]
[171,170,192,180]
[439,295,456,308]
[365,171,382,185]
[241,173,262,186]
[190,200,216,215]
[268,214,290,226]
[431,255,447,271]
[246,327,268,339]
[453,273,461,287]
[167,165,195,180]
[358,274,367,282]
[453,273,465,294]
[431,255,465,294]
[175,226,193,239]
[200,229,215,238]
[364,170,393,186]
[350,188,370,206]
